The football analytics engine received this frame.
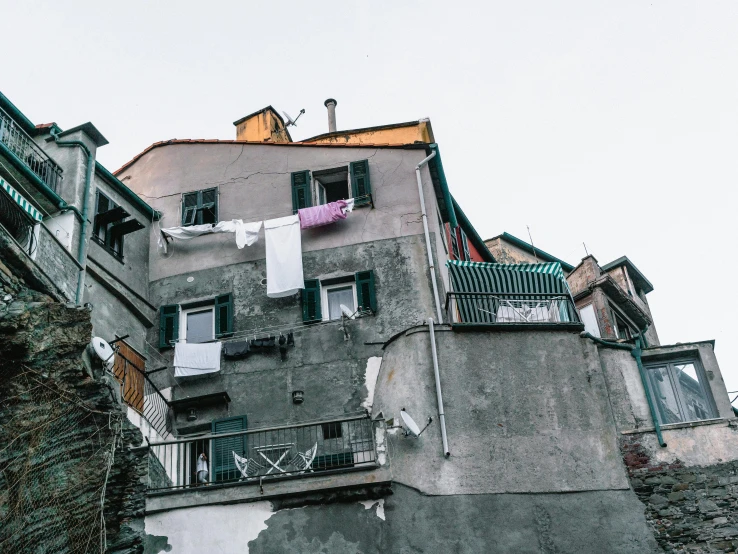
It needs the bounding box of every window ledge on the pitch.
[621,417,732,435]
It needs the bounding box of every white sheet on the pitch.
[159,220,262,251]
[264,214,304,298]
[174,342,222,377]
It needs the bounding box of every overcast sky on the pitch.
[2,1,736,393]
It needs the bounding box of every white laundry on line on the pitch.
[264,214,304,298]
[159,220,262,252]
[174,342,222,377]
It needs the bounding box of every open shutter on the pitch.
[214,293,233,337]
[211,415,248,482]
[200,188,218,224]
[301,279,322,323]
[291,171,311,214]
[158,304,179,348]
[350,160,371,205]
[461,229,471,261]
[355,270,377,313]
[182,192,198,226]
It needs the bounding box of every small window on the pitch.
[159,293,233,348]
[93,190,125,259]
[302,271,377,323]
[181,306,214,344]
[449,225,460,260]
[644,359,717,425]
[313,167,349,206]
[182,188,218,226]
[322,422,343,439]
[323,283,357,321]
[461,228,471,261]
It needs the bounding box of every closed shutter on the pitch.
[301,279,322,322]
[182,192,199,226]
[112,341,146,413]
[200,188,218,224]
[355,270,377,313]
[214,293,234,337]
[291,171,311,213]
[461,229,471,261]
[159,304,180,348]
[350,160,371,205]
[211,415,248,482]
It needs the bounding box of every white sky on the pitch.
[2,1,737,393]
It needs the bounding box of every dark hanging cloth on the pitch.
[250,336,276,349]
[223,341,251,359]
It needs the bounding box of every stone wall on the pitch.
[34,222,80,301]
[622,434,738,553]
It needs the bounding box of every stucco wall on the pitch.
[373,327,630,495]
[34,223,79,302]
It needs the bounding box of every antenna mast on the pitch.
[527,225,539,263]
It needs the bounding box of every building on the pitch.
[3,91,738,553]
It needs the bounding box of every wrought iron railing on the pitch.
[446,292,580,325]
[0,187,37,256]
[146,415,378,492]
[0,106,63,193]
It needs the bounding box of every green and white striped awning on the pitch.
[0,178,43,222]
[447,260,569,295]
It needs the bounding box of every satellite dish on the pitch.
[340,304,356,319]
[282,108,305,128]
[400,409,421,438]
[90,337,115,369]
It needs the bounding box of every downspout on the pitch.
[416,151,450,456]
[580,331,666,447]
[415,150,443,323]
[51,131,94,304]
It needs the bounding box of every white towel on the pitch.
[264,214,304,298]
[174,342,222,377]
[213,220,262,249]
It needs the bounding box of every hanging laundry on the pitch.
[264,215,304,298]
[159,220,262,252]
[250,336,276,348]
[223,340,251,359]
[174,342,222,377]
[298,199,354,229]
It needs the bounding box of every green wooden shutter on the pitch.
[350,160,371,205]
[182,192,198,226]
[355,270,377,313]
[214,293,233,337]
[211,415,248,482]
[301,279,322,322]
[461,229,471,261]
[291,171,311,214]
[158,304,180,348]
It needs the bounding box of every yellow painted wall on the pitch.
[235,110,290,143]
[301,120,434,145]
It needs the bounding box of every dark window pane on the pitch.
[187,309,213,343]
[322,422,342,439]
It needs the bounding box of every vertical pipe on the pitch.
[415,151,444,323]
[632,337,666,447]
[428,318,450,457]
[324,99,338,133]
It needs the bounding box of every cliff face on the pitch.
[0,258,147,554]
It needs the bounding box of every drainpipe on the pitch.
[428,318,450,457]
[51,131,94,304]
[415,150,443,323]
[580,331,666,447]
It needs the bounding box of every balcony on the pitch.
[446,292,580,327]
[0,106,63,194]
[145,415,379,494]
[0,180,39,256]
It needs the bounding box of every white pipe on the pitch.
[415,151,443,323]
[428,318,450,457]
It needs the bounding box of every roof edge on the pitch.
[301,120,425,143]
[95,161,160,220]
[486,232,575,272]
[600,255,654,294]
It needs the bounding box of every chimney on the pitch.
[324,98,337,133]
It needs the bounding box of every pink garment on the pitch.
[298,200,348,229]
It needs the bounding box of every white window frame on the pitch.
[321,282,358,322]
[179,305,215,343]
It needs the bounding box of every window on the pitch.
[93,190,125,259]
[291,159,372,213]
[211,415,248,482]
[301,271,377,323]
[182,188,218,226]
[461,228,471,261]
[158,293,233,348]
[449,225,460,260]
[644,358,717,425]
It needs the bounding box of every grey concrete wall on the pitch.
[117,143,443,283]
[148,235,436,430]
[34,223,80,302]
[373,327,630,495]
[144,484,661,553]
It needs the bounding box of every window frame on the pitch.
[179,305,216,344]
[643,356,718,425]
[321,281,358,322]
[92,189,125,261]
[181,187,219,227]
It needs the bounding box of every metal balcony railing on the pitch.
[446,292,580,325]
[146,415,378,492]
[0,107,63,193]
[0,186,37,256]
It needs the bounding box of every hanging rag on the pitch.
[264,214,304,298]
[222,340,251,359]
[250,336,276,349]
[159,220,262,252]
[173,342,222,377]
[298,199,351,229]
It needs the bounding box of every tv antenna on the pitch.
[282,109,305,128]
[527,225,539,263]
